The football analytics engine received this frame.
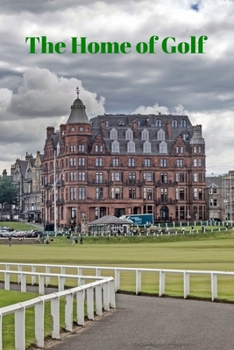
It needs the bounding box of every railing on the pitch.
[0,269,115,350]
[1,262,234,302]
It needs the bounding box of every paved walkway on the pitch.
[47,294,234,350]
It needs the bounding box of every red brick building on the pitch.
[41,90,206,229]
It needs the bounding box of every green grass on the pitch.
[0,290,80,350]
[0,221,38,231]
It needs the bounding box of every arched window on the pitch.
[127,141,135,153]
[141,128,149,141]
[111,140,120,153]
[157,128,165,141]
[172,119,178,128]
[155,119,162,127]
[110,128,117,140]
[159,141,168,154]
[125,128,133,140]
[180,119,187,127]
[143,141,151,153]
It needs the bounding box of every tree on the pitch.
[0,177,18,220]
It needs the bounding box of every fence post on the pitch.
[115,269,120,291]
[45,266,50,286]
[18,265,22,284]
[0,314,2,350]
[39,275,45,295]
[4,271,10,290]
[211,273,218,301]
[15,306,25,350]
[87,287,94,320]
[58,275,65,291]
[103,282,110,311]
[35,300,44,348]
[136,270,141,295]
[77,289,85,326]
[51,296,60,339]
[21,274,26,292]
[95,284,103,316]
[159,271,165,296]
[65,293,73,331]
[31,265,36,285]
[183,271,190,298]
[109,279,116,308]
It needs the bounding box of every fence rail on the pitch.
[1,262,234,301]
[0,268,115,350]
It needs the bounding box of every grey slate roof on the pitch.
[206,176,223,188]
[66,98,90,124]
[88,215,131,225]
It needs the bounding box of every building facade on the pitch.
[41,90,206,229]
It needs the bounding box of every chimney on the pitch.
[132,120,138,137]
[100,120,106,135]
[47,126,55,140]
[166,121,172,140]
[2,169,7,177]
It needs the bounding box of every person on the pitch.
[80,236,83,244]
[8,235,12,247]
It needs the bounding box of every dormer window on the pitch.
[141,128,149,141]
[180,119,187,128]
[105,120,109,127]
[126,128,133,140]
[159,141,167,153]
[155,119,162,127]
[143,141,151,153]
[172,119,178,128]
[110,128,117,140]
[111,140,120,153]
[157,128,165,141]
[127,141,135,153]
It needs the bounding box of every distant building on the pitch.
[41,89,206,229]
[206,176,223,221]
[11,151,43,222]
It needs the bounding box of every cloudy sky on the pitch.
[0,0,233,175]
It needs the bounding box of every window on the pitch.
[78,145,84,152]
[96,158,103,166]
[78,172,85,181]
[193,146,197,153]
[175,188,179,200]
[179,188,185,200]
[161,173,168,184]
[95,145,99,152]
[160,159,167,167]
[129,172,136,184]
[127,141,135,153]
[180,206,185,220]
[95,172,103,183]
[159,141,167,153]
[129,187,136,199]
[176,146,183,154]
[193,188,198,200]
[111,140,120,153]
[179,173,185,182]
[180,119,187,127]
[144,187,153,200]
[112,158,119,167]
[198,146,202,153]
[144,158,151,167]
[213,188,218,194]
[155,119,162,127]
[198,159,202,167]
[111,172,121,181]
[70,145,76,152]
[111,187,121,199]
[143,141,151,153]
[126,128,133,140]
[199,188,202,200]
[71,207,77,219]
[96,187,103,199]
[105,120,109,127]
[193,159,197,167]
[213,199,218,206]
[193,173,198,182]
[141,129,149,141]
[78,187,86,200]
[145,172,152,182]
[157,129,165,141]
[70,158,76,167]
[78,158,85,166]
[176,159,183,168]
[118,120,125,126]
[128,158,135,167]
[161,188,168,202]
[110,128,117,139]
[137,120,141,127]
[70,172,76,181]
[172,119,178,128]
[199,173,203,182]
[70,187,76,200]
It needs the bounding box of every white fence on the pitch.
[0,268,115,350]
[1,262,234,302]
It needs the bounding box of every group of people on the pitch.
[67,229,83,244]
